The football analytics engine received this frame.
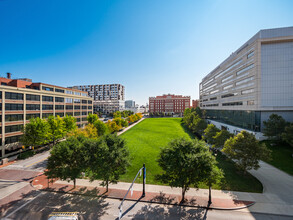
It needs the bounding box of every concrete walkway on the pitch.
[117,117,145,136]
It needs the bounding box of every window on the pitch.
[0,91,2,99]
[65,112,73,116]
[74,99,80,103]
[76,118,81,122]
[42,113,53,118]
[42,96,53,102]
[42,105,53,110]
[222,102,243,106]
[26,114,40,120]
[205,104,219,107]
[5,104,23,111]
[221,93,237,98]
[223,84,233,90]
[222,75,234,83]
[241,88,254,95]
[1,82,7,86]
[26,94,40,101]
[55,112,64,117]
[75,92,81,96]
[247,51,254,59]
[236,63,254,76]
[55,105,64,110]
[82,106,87,109]
[247,100,255,105]
[210,90,219,94]
[66,105,73,110]
[82,100,87,104]
[55,88,65,93]
[88,100,92,104]
[5,124,23,133]
[5,92,23,100]
[82,111,87,115]
[82,117,87,121]
[55,97,64,102]
[74,112,80,116]
[65,98,73,103]
[88,106,92,109]
[5,135,22,144]
[42,86,53,91]
[210,97,217,100]
[66,90,73,95]
[26,104,40,111]
[74,105,80,110]
[5,114,24,122]
[235,76,254,86]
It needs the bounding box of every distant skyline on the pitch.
[0,0,292,105]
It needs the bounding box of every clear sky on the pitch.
[0,0,292,105]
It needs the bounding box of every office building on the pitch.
[72,84,125,114]
[199,27,293,139]
[125,100,135,108]
[0,74,93,159]
[149,94,190,115]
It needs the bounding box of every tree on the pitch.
[63,115,77,134]
[213,130,233,149]
[45,137,85,188]
[21,117,50,148]
[282,123,293,147]
[156,138,218,203]
[93,120,108,136]
[222,131,271,172]
[184,108,191,116]
[82,123,98,139]
[92,134,130,191]
[87,113,99,124]
[204,165,223,205]
[263,114,288,141]
[203,124,220,145]
[106,120,121,133]
[47,116,66,146]
[113,111,121,119]
[189,114,207,136]
[195,107,203,118]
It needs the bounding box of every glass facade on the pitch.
[206,110,261,132]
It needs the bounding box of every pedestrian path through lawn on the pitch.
[119,118,194,184]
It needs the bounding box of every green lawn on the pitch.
[262,141,293,176]
[120,118,262,193]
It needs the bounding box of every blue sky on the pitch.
[0,0,292,105]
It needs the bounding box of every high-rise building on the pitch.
[0,74,93,159]
[72,84,125,114]
[125,100,135,108]
[199,27,293,139]
[149,94,190,115]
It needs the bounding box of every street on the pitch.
[0,151,292,219]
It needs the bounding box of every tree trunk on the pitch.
[181,187,186,204]
[106,181,109,192]
[73,179,76,188]
[208,186,212,205]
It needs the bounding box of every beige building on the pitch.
[0,75,93,159]
[199,27,293,139]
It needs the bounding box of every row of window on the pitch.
[4,104,92,111]
[5,124,23,134]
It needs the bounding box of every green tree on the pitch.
[203,124,220,145]
[95,134,130,191]
[93,120,108,136]
[204,165,223,205]
[45,137,85,188]
[87,113,99,124]
[282,123,293,147]
[190,114,207,136]
[263,114,288,141]
[184,108,191,116]
[47,115,66,146]
[63,115,77,134]
[222,131,271,172]
[113,111,121,118]
[156,138,217,203]
[21,117,50,148]
[213,130,233,149]
[195,107,202,118]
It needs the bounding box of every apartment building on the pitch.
[199,27,293,139]
[0,75,93,159]
[192,100,199,108]
[72,84,125,114]
[149,94,190,115]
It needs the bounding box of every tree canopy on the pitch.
[263,114,288,141]
[203,124,220,145]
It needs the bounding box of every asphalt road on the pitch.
[2,190,292,220]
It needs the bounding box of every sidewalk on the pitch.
[32,174,254,210]
[117,118,145,136]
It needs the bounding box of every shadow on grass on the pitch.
[180,123,196,140]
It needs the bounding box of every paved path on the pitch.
[117,118,145,136]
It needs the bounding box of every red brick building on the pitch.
[149,94,190,115]
[192,99,199,108]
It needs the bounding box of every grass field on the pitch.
[120,118,262,193]
[262,140,293,176]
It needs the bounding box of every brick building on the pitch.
[0,74,93,159]
[149,94,190,115]
[192,99,199,108]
